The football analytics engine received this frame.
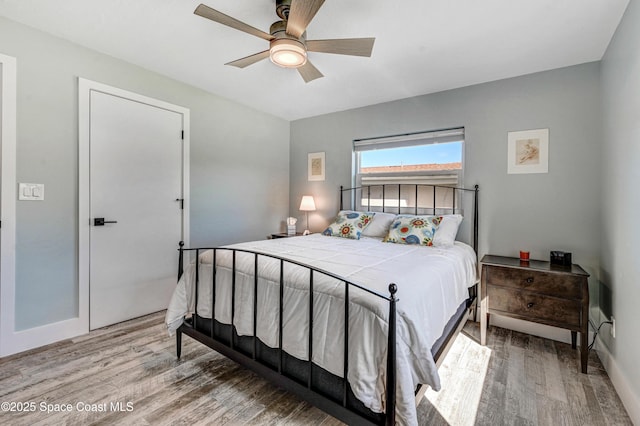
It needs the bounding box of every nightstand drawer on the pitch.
[485,265,582,299]
[487,286,581,328]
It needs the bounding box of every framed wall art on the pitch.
[308,152,325,181]
[507,128,549,174]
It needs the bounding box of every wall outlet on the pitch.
[611,316,616,338]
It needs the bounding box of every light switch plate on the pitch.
[18,183,45,201]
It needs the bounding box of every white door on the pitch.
[89,91,184,329]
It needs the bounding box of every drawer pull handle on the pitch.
[527,302,535,309]
[525,277,534,284]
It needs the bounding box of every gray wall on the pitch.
[290,62,602,323]
[0,17,290,330]
[600,0,640,417]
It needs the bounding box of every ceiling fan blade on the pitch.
[225,50,270,68]
[297,60,323,83]
[286,0,325,39]
[194,4,274,41]
[307,37,376,57]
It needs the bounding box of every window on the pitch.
[353,128,464,214]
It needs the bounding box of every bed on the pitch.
[166,184,479,426]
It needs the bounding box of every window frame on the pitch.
[353,127,465,188]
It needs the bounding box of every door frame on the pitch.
[0,54,18,356]
[78,78,190,333]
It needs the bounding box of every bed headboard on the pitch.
[339,184,479,254]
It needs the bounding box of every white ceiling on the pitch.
[0,0,629,121]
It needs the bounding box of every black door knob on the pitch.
[94,218,118,226]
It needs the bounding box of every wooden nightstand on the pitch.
[270,232,304,239]
[480,254,590,373]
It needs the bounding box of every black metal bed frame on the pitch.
[174,184,479,426]
[341,183,479,254]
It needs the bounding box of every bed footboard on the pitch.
[175,242,398,426]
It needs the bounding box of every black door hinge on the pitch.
[181,130,184,140]
[175,198,184,209]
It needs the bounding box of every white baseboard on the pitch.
[489,315,594,346]
[595,336,640,425]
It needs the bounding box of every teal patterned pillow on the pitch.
[384,215,442,246]
[322,211,375,240]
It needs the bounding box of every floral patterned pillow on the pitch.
[322,211,375,239]
[384,215,442,246]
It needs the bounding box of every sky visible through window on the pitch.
[360,141,462,168]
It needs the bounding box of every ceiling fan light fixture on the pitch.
[270,39,307,68]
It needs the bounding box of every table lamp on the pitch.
[299,195,316,235]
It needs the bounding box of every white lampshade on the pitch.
[299,195,316,211]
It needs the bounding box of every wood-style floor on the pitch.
[0,312,631,425]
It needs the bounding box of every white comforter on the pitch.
[165,234,477,425]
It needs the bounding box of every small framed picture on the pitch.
[507,128,549,174]
[308,152,325,181]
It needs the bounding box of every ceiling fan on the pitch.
[194,0,375,83]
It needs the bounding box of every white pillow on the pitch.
[362,212,396,238]
[433,214,463,247]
